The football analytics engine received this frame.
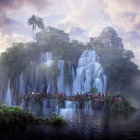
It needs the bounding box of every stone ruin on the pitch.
[36,26,70,45]
[89,27,124,50]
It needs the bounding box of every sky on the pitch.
[0,0,140,66]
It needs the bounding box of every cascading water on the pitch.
[103,75,107,93]
[3,50,107,107]
[41,52,54,67]
[19,73,25,94]
[57,60,64,93]
[5,80,12,106]
[73,50,106,94]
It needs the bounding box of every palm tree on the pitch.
[28,15,44,42]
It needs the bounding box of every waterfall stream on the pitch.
[3,50,107,106]
[73,50,106,94]
[5,80,12,106]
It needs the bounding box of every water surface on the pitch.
[1,102,140,140]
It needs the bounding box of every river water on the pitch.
[0,103,140,140]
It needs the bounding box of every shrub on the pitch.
[105,95,111,100]
[0,106,34,125]
[49,112,67,126]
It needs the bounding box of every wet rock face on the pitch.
[90,27,124,50]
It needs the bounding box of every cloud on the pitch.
[56,0,111,39]
[69,27,89,41]
[104,0,140,33]
[69,27,85,36]
[0,0,52,10]
[0,0,140,66]
[102,0,140,67]
[0,10,18,28]
[0,32,31,51]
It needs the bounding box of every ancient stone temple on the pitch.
[89,27,124,50]
[36,26,70,44]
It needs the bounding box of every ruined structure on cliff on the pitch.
[89,27,124,50]
[36,26,70,44]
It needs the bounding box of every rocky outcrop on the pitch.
[89,27,124,50]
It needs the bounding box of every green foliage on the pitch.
[0,43,30,80]
[43,39,85,64]
[0,106,34,125]
[0,42,41,81]
[49,112,67,126]
[28,15,44,30]
[123,50,134,59]
[109,96,135,111]
[36,27,86,65]
[105,95,111,100]
[0,100,5,107]
[36,26,69,47]
[89,87,97,93]
[0,27,86,85]
[0,26,139,101]
[28,15,44,42]
[0,106,68,126]
[110,101,135,112]
[94,47,139,95]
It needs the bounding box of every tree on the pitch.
[28,15,44,42]
[89,88,97,94]
[123,50,134,59]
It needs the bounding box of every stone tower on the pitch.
[89,27,124,50]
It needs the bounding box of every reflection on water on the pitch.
[1,100,140,140]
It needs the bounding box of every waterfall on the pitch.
[41,52,54,67]
[18,50,107,95]
[73,50,106,94]
[103,75,107,92]
[19,73,25,94]
[3,50,107,101]
[34,67,38,92]
[57,60,64,93]
[47,84,51,93]
[5,80,12,106]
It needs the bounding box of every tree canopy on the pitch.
[28,15,44,42]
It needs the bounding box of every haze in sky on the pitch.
[0,0,140,66]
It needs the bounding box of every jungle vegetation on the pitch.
[0,26,139,99]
